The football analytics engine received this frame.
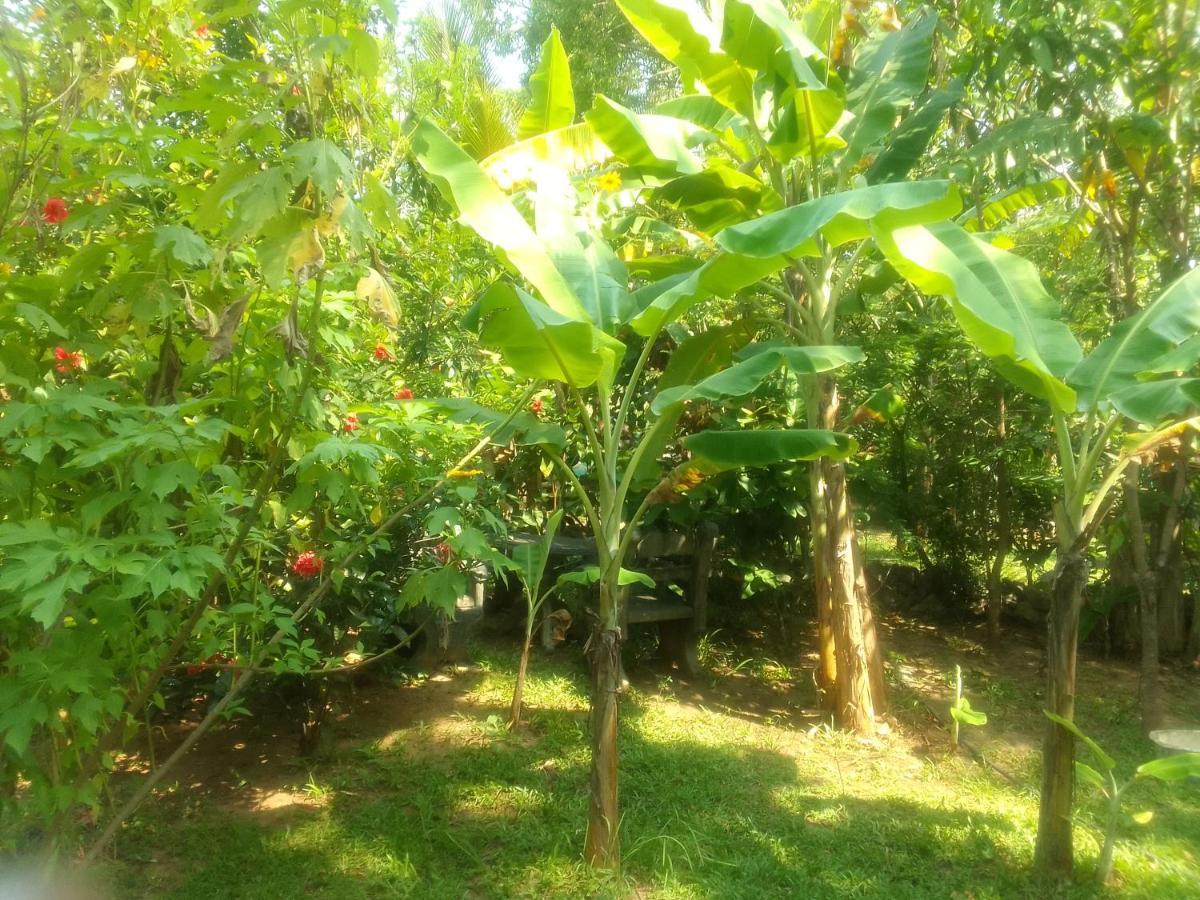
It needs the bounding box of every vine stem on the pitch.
[82,385,535,864]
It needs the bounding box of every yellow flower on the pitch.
[31,7,47,23]
[0,262,12,276]
[137,49,164,70]
[594,171,623,193]
[447,467,484,479]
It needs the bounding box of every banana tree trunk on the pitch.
[807,375,884,734]
[808,459,837,712]
[1034,550,1089,876]
[509,627,533,729]
[584,575,622,868]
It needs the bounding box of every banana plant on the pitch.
[505,509,564,730]
[1044,711,1200,885]
[411,26,862,869]
[575,0,969,736]
[877,217,1200,875]
[949,665,987,753]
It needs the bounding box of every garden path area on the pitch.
[100,618,1200,899]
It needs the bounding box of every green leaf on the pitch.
[557,566,655,589]
[1108,379,1200,425]
[585,96,704,176]
[14,303,68,337]
[654,95,741,131]
[716,180,960,258]
[345,29,380,80]
[1043,709,1116,770]
[1075,761,1107,792]
[221,167,291,237]
[1135,752,1200,782]
[655,164,773,232]
[557,233,633,334]
[868,84,962,184]
[616,0,756,118]
[683,428,857,473]
[412,119,588,321]
[153,225,213,267]
[1068,268,1200,415]
[949,698,987,726]
[660,322,756,389]
[838,7,938,172]
[629,251,788,336]
[483,122,613,189]
[518,27,575,139]
[465,281,625,388]
[652,345,863,414]
[511,510,564,601]
[876,221,1081,413]
[1141,334,1200,375]
[431,398,567,451]
[960,178,1071,232]
[283,139,354,196]
[852,386,906,423]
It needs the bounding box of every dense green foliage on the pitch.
[1,0,1198,890]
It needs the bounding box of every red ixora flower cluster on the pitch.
[54,346,83,374]
[42,197,68,225]
[291,550,324,579]
[373,344,392,361]
[343,413,360,433]
[195,23,209,37]
[394,387,414,401]
[530,398,543,415]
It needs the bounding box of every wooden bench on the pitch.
[532,523,719,679]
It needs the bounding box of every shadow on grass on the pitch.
[102,693,1112,900]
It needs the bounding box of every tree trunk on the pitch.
[584,577,622,869]
[806,375,884,733]
[1034,551,1089,876]
[1124,463,1165,733]
[509,629,533,729]
[808,458,838,713]
[987,391,1011,644]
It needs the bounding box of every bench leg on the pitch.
[658,620,701,678]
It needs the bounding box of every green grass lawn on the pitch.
[98,620,1200,899]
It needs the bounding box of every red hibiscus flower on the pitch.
[373,344,392,361]
[291,550,324,579]
[343,413,359,433]
[394,388,413,401]
[42,197,68,225]
[530,398,543,415]
[433,542,453,565]
[53,346,83,374]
